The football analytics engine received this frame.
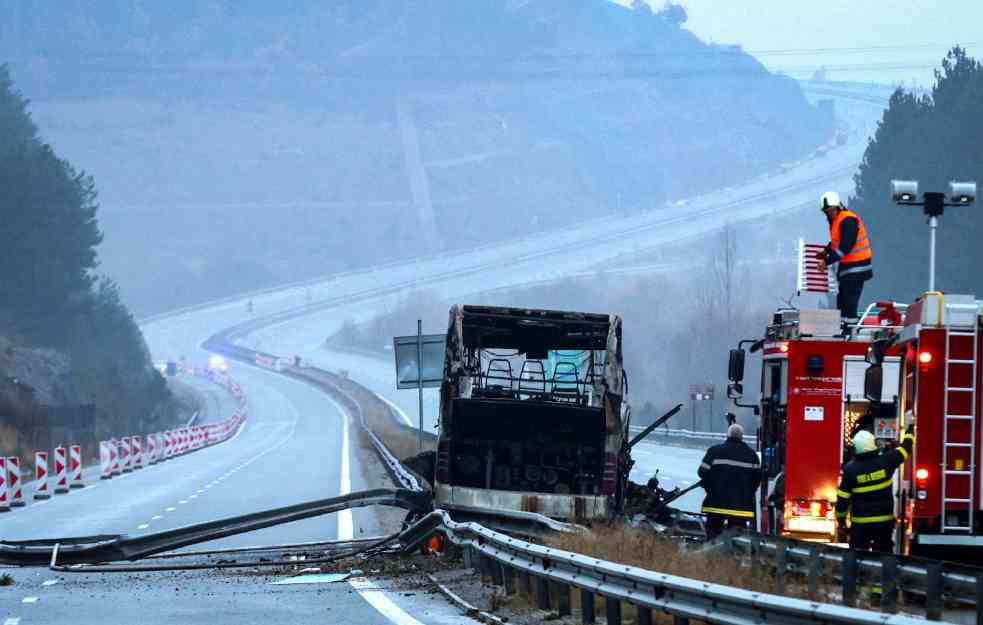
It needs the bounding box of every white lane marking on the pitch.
[196,489,204,493]
[178,500,188,504]
[349,579,427,625]
[137,524,149,529]
[338,405,353,541]
[5,618,21,625]
[41,580,58,587]
[152,515,162,520]
[189,495,197,499]
[21,597,38,604]
[166,507,176,512]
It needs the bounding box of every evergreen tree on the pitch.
[852,47,983,302]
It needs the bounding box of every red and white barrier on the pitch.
[0,457,8,512]
[110,437,121,475]
[35,451,51,498]
[147,434,158,464]
[131,435,143,470]
[6,456,24,507]
[99,442,113,480]
[69,444,84,488]
[53,446,69,494]
[120,436,132,472]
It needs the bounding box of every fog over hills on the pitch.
[1,1,833,315]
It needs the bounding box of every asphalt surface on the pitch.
[3,345,479,625]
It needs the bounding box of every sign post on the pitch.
[393,326,446,453]
[689,384,715,431]
[416,319,424,452]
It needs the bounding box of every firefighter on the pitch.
[816,191,873,324]
[835,425,914,552]
[698,423,760,539]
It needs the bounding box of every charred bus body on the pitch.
[433,305,628,521]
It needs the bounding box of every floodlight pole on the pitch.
[417,319,424,453]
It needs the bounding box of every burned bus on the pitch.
[433,305,628,521]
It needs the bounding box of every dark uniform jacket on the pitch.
[698,438,761,518]
[835,429,914,524]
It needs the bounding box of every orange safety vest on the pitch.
[829,209,872,265]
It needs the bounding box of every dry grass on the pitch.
[546,524,790,597]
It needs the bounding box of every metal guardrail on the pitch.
[730,534,983,621]
[0,488,430,567]
[629,424,727,442]
[416,510,936,625]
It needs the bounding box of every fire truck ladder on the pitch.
[941,304,979,533]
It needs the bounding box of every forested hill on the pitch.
[0,66,173,455]
[852,47,983,303]
[1,1,832,315]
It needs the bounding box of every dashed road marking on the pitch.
[137,524,149,529]
[21,597,38,604]
[178,500,187,505]
[166,507,176,512]
[189,495,197,499]
[152,515,162,520]
[41,580,59,587]
[5,617,22,624]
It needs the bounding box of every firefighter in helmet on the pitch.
[698,423,760,539]
[816,191,873,324]
[835,425,914,551]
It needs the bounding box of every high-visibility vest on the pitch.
[829,209,872,265]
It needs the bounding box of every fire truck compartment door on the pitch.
[843,357,900,403]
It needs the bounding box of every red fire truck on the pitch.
[726,304,905,541]
[728,293,982,554]
[870,292,982,556]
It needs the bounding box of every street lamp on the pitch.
[891,180,977,292]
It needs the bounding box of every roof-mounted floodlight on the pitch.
[948,181,977,204]
[890,179,919,203]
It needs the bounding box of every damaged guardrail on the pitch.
[0,488,430,567]
[416,509,948,625]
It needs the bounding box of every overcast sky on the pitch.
[620,1,983,87]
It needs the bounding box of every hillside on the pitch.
[1,1,833,315]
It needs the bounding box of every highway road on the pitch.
[3,82,890,624]
[2,346,482,625]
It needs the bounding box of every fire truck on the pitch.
[869,292,982,556]
[726,304,905,542]
[726,180,981,555]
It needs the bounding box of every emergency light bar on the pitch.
[796,238,837,295]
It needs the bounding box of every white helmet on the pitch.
[853,430,877,454]
[820,191,842,211]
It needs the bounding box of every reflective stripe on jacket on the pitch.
[828,209,873,278]
[835,431,913,524]
[698,438,761,518]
